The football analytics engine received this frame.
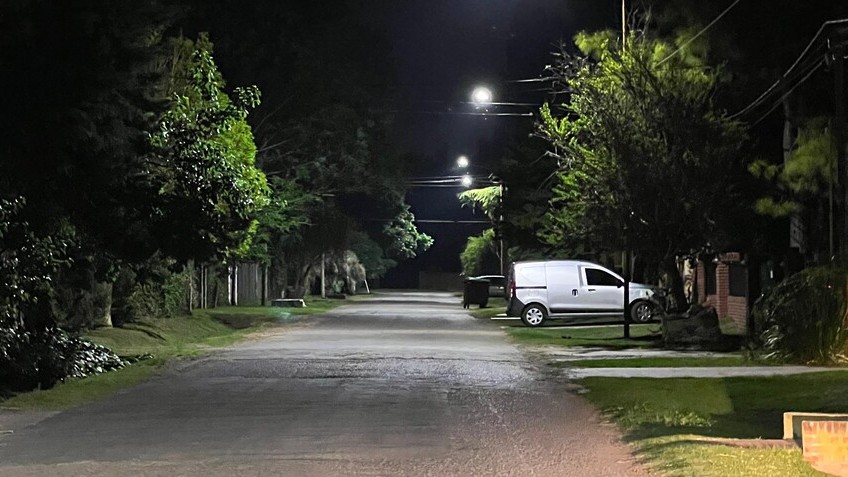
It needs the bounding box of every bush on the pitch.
[460,229,496,276]
[0,325,126,392]
[162,268,189,316]
[112,264,190,325]
[751,266,848,364]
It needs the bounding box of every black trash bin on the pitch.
[462,277,490,309]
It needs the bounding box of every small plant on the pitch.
[751,266,848,364]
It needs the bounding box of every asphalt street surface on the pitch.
[0,291,648,476]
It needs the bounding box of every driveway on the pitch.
[0,291,649,476]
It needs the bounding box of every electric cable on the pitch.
[657,0,742,66]
[731,42,826,118]
[750,60,824,127]
[731,18,848,118]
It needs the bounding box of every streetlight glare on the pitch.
[461,174,473,187]
[457,155,469,168]
[471,86,493,105]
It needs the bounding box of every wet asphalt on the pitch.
[0,291,648,476]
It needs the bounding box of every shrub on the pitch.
[112,264,190,325]
[460,229,496,276]
[751,266,848,364]
[162,268,189,316]
[0,325,125,392]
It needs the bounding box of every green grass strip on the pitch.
[507,324,661,348]
[1,298,344,411]
[577,372,848,476]
[552,356,749,368]
[638,435,825,477]
[580,371,848,440]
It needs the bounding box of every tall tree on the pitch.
[537,30,749,307]
[0,1,172,254]
[0,1,177,327]
[179,1,431,286]
[148,34,269,263]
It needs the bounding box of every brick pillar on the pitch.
[715,263,729,318]
[803,420,848,476]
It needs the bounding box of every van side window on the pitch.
[585,268,620,286]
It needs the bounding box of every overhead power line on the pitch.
[657,0,742,66]
[731,18,848,119]
[750,61,825,127]
[387,110,533,117]
[730,42,827,118]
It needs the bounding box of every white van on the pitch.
[506,260,657,327]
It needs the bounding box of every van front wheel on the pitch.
[521,304,547,327]
[629,300,655,323]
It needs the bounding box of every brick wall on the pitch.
[803,420,848,476]
[727,296,747,330]
[694,256,747,327]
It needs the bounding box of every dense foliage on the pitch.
[0,198,124,392]
[149,34,269,263]
[752,266,848,364]
[1,327,126,392]
[537,30,749,307]
[460,229,497,277]
[383,205,434,260]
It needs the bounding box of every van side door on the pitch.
[579,266,625,312]
[546,263,579,313]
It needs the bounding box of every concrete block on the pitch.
[271,299,305,308]
[784,412,848,442]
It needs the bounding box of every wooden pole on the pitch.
[621,0,626,49]
[835,39,846,261]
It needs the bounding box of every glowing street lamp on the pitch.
[471,86,493,106]
[461,174,473,187]
[456,155,470,168]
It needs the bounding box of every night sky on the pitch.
[376,1,617,284]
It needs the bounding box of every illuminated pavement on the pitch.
[0,291,649,476]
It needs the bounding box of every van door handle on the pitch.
[572,289,578,296]
[587,288,596,292]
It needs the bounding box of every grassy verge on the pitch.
[638,435,821,476]
[468,305,507,320]
[507,324,662,349]
[552,356,750,368]
[579,372,848,476]
[0,298,342,411]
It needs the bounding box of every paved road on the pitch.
[0,291,648,476]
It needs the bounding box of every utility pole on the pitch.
[621,0,627,49]
[498,182,505,276]
[835,36,846,261]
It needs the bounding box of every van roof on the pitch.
[511,259,600,267]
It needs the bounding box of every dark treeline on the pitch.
[0,0,430,392]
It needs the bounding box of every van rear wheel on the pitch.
[521,304,547,327]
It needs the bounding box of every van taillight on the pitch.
[509,279,516,298]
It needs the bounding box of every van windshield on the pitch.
[585,268,621,286]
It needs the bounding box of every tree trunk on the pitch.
[660,256,687,312]
[270,252,287,299]
[186,259,194,314]
[92,281,113,328]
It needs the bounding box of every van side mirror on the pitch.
[616,280,624,288]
